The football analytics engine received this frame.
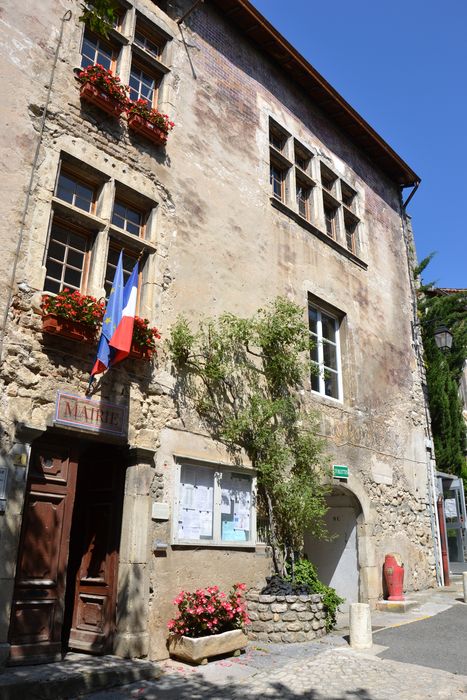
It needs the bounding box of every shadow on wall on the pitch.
[0,418,24,648]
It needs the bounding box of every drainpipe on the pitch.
[399,192,443,587]
[0,9,72,361]
[177,0,204,25]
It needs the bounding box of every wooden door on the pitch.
[67,447,125,654]
[8,439,79,663]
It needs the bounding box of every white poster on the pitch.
[200,511,213,537]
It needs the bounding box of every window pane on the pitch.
[321,314,336,342]
[44,278,61,294]
[308,306,318,334]
[311,367,320,392]
[56,174,76,204]
[221,472,252,542]
[46,260,62,282]
[44,227,87,293]
[310,341,319,363]
[67,249,84,269]
[323,341,337,370]
[324,371,339,399]
[178,466,214,541]
[81,32,113,70]
[47,240,65,262]
[63,267,82,289]
[68,232,88,251]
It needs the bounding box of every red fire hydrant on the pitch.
[383,553,405,601]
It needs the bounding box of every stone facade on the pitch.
[0,0,439,665]
[246,592,327,644]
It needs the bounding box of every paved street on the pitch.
[79,644,467,699]
[80,586,467,700]
[375,603,467,675]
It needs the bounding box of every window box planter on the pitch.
[80,82,126,119]
[127,113,168,146]
[128,343,154,361]
[41,314,97,343]
[168,629,248,665]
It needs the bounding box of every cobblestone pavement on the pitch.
[81,639,467,700]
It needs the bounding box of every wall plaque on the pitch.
[55,391,127,437]
[333,464,349,480]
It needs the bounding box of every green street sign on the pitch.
[333,464,349,479]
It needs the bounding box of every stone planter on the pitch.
[127,113,168,146]
[168,629,248,665]
[80,82,126,119]
[41,314,97,343]
[246,592,327,643]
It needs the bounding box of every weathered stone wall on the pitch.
[246,592,327,644]
[0,0,437,665]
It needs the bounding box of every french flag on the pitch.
[90,251,124,378]
[109,261,139,365]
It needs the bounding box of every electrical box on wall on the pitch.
[152,502,170,520]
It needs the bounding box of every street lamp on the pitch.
[433,326,453,353]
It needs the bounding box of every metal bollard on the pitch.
[349,603,373,650]
[463,572,467,603]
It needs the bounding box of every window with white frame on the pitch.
[309,304,342,400]
[175,463,256,545]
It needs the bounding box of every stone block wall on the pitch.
[246,592,327,643]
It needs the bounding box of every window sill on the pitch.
[107,27,130,46]
[310,390,344,407]
[270,197,368,270]
[131,44,170,74]
[108,225,157,253]
[171,541,257,550]
[51,198,106,231]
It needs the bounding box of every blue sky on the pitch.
[252,0,466,288]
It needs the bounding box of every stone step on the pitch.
[375,599,419,613]
[0,653,162,700]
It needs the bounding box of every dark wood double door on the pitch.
[8,437,126,663]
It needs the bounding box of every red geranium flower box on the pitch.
[80,82,126,119]
[127,113,168,146]
[41,314,97,343]
[128,343,154,360]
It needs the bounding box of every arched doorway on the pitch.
[304,486,362,611]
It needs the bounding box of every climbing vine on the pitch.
[80,0,119,38]
[168,297,331,575]
[416,256,467,481]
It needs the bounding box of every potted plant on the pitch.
[167,584,249,664]
[126,99,175,145]
[78,63,128,118]
[129,316,161,359]
[41,289,105,342]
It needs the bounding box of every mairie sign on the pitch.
[55,391,127,437]
[332,464,349,479]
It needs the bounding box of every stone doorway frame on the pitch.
[0,423,155,665]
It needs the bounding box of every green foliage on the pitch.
[287,559,345,631]
[167,297,330,572]
[80,0,119,38]
[416,256,467,481]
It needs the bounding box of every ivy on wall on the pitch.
[167,297,330,575]
[416,256,467,481]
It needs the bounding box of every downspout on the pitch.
[0,9,72,361]
[400,185,443,586]
[177,0,204,25]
